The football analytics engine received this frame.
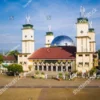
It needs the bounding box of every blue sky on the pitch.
[0,0,100,52]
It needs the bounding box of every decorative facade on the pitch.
[18,7,98,75]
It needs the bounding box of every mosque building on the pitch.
[18,7,98,75]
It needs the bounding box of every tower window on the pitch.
[79,55,82,57]
[85,54,89,56]
[80,30,83,34]
[78,62,83,67]
[85,62,89,67]
[31,36,33,38]
[24,55,27,57]
[25,35,27,38]
[24,62,27,64]
[48,40,50,42]
[20,62,22,64]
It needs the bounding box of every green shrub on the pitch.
[89,67,97,76]
[65,72,70,80]
[41,72,45,75]
[59,73,63,78]
[35,71,40,75]
[7,64,23,76]
[72,70,77,73]
[77,72,82,77]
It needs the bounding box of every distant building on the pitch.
[2,55,17,65]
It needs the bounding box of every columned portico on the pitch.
[33,60,75,74]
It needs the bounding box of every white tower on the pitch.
[76,6,90,52]
[45,25,54,47]
[18,15,35,71]
[76,6,92,72]
[22,15,35,53]
[76,6,98,73]
[88,21,96,52]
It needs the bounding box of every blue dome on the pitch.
[51,35,74,46]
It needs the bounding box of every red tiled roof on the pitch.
[3,55,16,61]
[29,46,76,59]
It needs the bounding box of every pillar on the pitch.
[42,66,44,71]
[46,66,48,71]
[56,66,58,72]
[37,66,39,71]
[51,66,53,71]
[66,66,68,72]
[61,66,63,72]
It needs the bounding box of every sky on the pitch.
[0,0,100,52]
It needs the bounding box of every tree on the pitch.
[8,50,19,56]
[7,50,19,60]
[7,64,23,76]
[89,67,97,76]
[0,54,3,64]
[98,49,100,59]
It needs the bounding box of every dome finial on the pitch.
[26,14,31,24]
[89,21,93,28]
[48,25,52,32]
[80,6,85,18]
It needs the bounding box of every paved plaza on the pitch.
[0,74,100,87]
[0,88,100,100]
[0,74,100,100]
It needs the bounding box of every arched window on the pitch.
[53,66,56,71]
[35,66,37,70]
[44,66,46,71]
[58,66,61,71]
[48,66,51,71]
[39,66,42,70]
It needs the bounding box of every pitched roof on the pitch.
[3,55,16,61]
[29,46,76,60]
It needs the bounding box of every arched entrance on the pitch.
[58,66,61,71]
[39,66,42,71]
[44,66,46,71]
[35,66,37,70]
[63,66,66,72]
[68,66,71,72]
[48,66,51,71]
[53,66,56,71]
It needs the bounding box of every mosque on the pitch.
[18,7,98,75]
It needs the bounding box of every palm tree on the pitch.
[7,50,19,60]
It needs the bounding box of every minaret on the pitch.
[22,15,35,53]
[88,21,96,52]
[76,6,91,72]
[45,25,54,47]
[18,15,35,72]
[76,6,89,52]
